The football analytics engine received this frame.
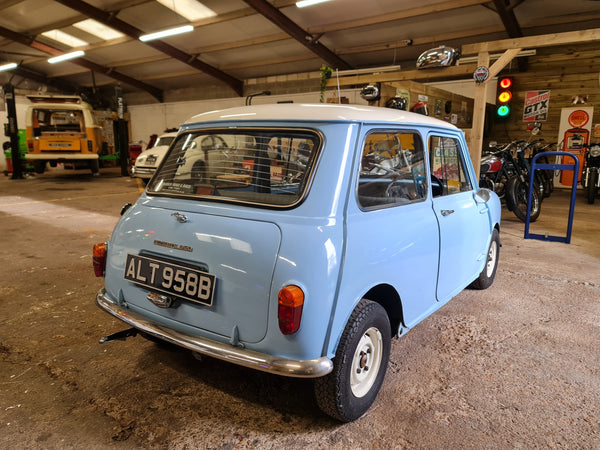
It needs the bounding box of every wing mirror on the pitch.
[474,188,491,204]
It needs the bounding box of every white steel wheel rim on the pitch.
[350,327,383,398]
[486,240,498,278]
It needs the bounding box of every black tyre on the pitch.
[505,176,541,223]
[314,299,391,422]
[34,161,46,174]
[469,228,500,290]
[89,159,100,175]
[587,171,598,205]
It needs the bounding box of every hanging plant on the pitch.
[320,65,333,103]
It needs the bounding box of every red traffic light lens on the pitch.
[499,77,512,89]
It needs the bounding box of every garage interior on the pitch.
[1,0,599,448]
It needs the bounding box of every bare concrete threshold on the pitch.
[1,168,598,449]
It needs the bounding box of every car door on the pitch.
[343,128,440,328]
[429,134,490,302]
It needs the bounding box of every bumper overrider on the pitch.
[96,289,333,378]
[131,166,155,177]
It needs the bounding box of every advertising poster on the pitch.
[523,90,550,122]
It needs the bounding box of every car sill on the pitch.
[96,289,333,378]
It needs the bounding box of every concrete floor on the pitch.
[0,167,599,449]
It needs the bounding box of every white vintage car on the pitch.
[132,132,177,180]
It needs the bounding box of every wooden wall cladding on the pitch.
[489,42,600,145]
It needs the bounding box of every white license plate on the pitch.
[124,254,215,306]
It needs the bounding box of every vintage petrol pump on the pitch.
[559,108,592,186]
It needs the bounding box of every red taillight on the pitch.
[278,285,304,335]
[93,243,106,277]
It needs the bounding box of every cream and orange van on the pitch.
[25,95,104,174]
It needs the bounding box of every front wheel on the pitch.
[587,170,598,204]
[89,159,100,175]
[314,299,391,422]
[505,176,541,222]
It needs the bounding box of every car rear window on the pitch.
[147,128,321,207]
[154,135,175,147]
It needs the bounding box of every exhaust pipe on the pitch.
[99,328,138,344]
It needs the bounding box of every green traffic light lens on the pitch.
[497,105,510,117]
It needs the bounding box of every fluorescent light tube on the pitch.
[41,30,88,48]
[0,62,18,72]
[139,25,194,42]
[48,51,85,64]
[297,0,331,7]
[156,0,216,21]
[73,19,124,40]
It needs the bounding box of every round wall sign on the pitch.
[568,109,590,128]
[473,66,489,83]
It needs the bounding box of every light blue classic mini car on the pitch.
[93,104,501,422]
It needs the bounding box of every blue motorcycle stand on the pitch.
[524,151,579,244]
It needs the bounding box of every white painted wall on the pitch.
[127,89,365,144]
[127,80,491,144]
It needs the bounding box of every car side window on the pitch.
[429,135,472,197]
[358,130,427,208]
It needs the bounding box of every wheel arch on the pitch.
[362,283,404,337]
[325,283,403,360]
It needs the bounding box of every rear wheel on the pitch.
[587,171,598,204]
[314,299,391,422]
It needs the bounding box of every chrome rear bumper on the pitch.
[25,153,99,160]
[96,289,333,378]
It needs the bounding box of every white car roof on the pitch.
[184,103,459,130]
[158,132,178,138]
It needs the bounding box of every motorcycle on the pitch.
[529,141,555,199]
[504,140,542,223]
[581,143,600,204]
[515,139,554,201]
[480,140,541,222]
[479,143,516,199]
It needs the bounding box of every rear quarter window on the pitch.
[357,130,427,208]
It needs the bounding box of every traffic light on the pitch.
[496,76,513,119]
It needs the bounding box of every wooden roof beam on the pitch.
[0,24,163,101]
[491,0,527,70]
[54,0,244,96]
[241,0,352,70]
[462,27,600,54]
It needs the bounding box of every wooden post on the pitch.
[469,52,489,179]
[469,48,523,178]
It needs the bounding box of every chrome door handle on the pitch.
[171,212,189,223]
[440,209,454,216]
